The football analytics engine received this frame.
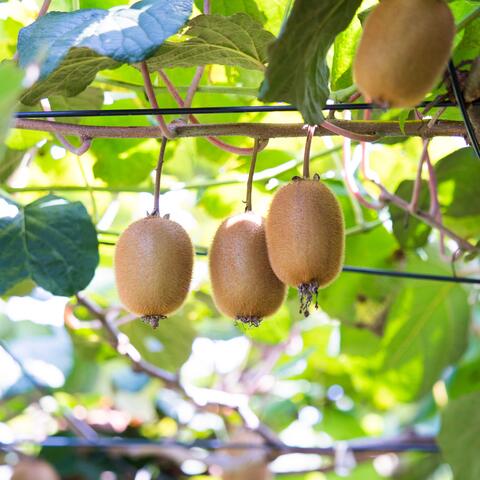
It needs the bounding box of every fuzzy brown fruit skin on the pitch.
[12,459,60,480]
[114,216,194,325]
[265,179,344,297]
[354,0,454,108]
[209,212,286,326]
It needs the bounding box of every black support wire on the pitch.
[342,266,480,285]
[0,436,439,454]
[14,99,480,119]
[97,241,480,285]
[448,60,480,159]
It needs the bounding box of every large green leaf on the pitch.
[436,147,480,217]
[146,14,274,71]
[17,0,193,79]
[436,146,480,238]
[0,194,99,296]
[20,48,120,105]
[389,180,432,249]
[380,256,469,398]
[438,391,480,480]
[259,0,362,124]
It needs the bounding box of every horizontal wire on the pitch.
[97,241,480,284]
[14,100,480,119]
[0,436,439,454]
[342,266,480,284]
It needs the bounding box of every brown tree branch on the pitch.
[13,119,466,139]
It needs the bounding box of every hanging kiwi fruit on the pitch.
[115,138,194,328]
[209,139,286,326]
[354,0,455,108]
[265,126,345,316]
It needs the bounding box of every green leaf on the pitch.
[436,147,480,217]
[318,226,398,326]
[17,0,193,79]
[193,0,267,24]
[0,148,25,182]
[438,391,480,480]
[330,14,362,91]
[0,194,99,296]
[49,87,105,116]
[120,315,195,372]
[92,139,158,187]
[447,356,480,399]
[380,255,469,398]
[389,180,432,249]
[20,48,120,105]
[259,0,362,124]
[146,14,274,71]
[0,61,23,156]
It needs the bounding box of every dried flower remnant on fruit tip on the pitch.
[298,281,319,317]
[235,315,263,327]
[142,314,167,329]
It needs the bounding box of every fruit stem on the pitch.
[152,137,168,216]
[244,138,261,212]
[302,125,317,178]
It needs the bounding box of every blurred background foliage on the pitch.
[0,0,479,479]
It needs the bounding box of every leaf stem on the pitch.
[139,62,175,139]
[38,0,52,17]
[157,68,269,155]
[409,139,429,213]
[244,138,260,212]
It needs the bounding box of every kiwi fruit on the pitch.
[354,0,455,108]
[209,211,286,326]
[12,459,60,480]
[222,428,272,480]
[115,215,194,328]
[265,178,345,316]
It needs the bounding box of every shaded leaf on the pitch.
[380,256,469,398]
[436,147,480,217]
[20,48,119,105]
[389,180,432,249]
[259,0,362,123]
[438,391,480,480]
[0,194,99,296]
[147,14,274,71]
